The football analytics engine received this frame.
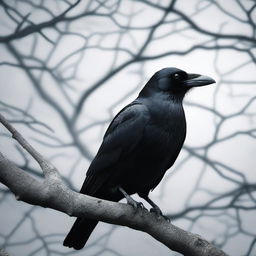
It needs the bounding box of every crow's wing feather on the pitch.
[80,102,150,195]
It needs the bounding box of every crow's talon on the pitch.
[127,198,144,211]
[150,206,162,216]
[150,207,169,221]
[127,199,138,209]
[118,187,144,211]
[138,202,146,210]
[163,215,170,222]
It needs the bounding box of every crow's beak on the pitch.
[183,73,215,87]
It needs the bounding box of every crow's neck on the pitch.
[138,92,186,122]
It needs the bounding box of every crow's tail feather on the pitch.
[63,217,98,250]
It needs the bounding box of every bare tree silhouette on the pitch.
[0,0,255,255]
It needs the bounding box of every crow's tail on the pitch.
[63,217,98,250]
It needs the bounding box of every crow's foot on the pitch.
[150,206,170,221]
[118,187,145,211]
[127,197,145,210]
[139,195,169,221]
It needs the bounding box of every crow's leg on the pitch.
[118,187,144,210]
[140,195,169,221]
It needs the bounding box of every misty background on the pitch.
[0,0,255,255]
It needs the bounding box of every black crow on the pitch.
[63,67,215,250]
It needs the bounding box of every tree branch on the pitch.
[0,113,228,256]
[0,248,10,256]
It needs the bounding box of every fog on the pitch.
[0,0,255,255]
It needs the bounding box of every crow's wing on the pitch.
[80,102,150,195]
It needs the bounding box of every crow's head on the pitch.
[139,67,215,100]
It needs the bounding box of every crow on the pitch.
[63,67,215,250]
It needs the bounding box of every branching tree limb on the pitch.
[0,248,10,256]
[0,114,228,256]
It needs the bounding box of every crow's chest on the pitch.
[145,102,186,149]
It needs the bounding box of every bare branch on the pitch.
[0,113,60,181]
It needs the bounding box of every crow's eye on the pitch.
[173,73,180,80]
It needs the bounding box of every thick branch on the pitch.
[0,114,228,256]
[0,248,10,256]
